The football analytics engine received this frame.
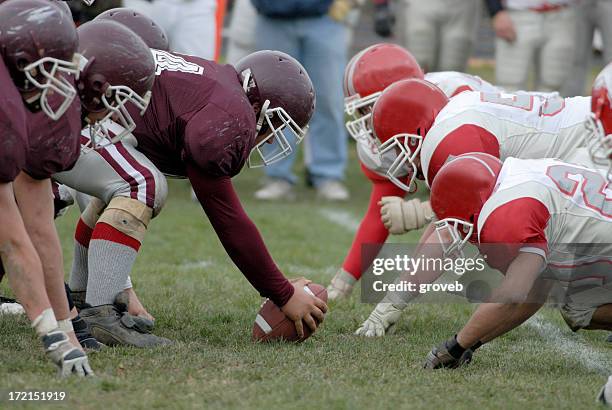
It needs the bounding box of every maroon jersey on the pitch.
[130,50,257,178]
[129,50,294,306]
[24,76,82,180]
[0,57,28,183]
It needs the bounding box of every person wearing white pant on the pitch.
[398,0,481,72]
[226,0,257,64]
[486,0,579,93]
[123,0,225,60]
[562,0,612,97]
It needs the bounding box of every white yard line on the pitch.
[527,315,611,375]
[178,260,215,271]
[286,264,337,277]
[318,208,361,232]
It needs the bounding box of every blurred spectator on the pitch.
[123,0,227,60]
[486,0,578,93]
[562,0,612,96]
[251,0,366,201]
[397,0,482,72]
[226,0,258,64]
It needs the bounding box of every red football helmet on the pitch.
[0,0,79,120]
[430,153,502,257]
[94,8,170,51]
[371,78,449,192]
[343,43,423,144]
[77,20,155,149]
[586,62,612,180]
[235,50,315,167]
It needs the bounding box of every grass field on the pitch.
[1,65,611,409]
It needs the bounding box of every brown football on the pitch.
[252,283,327,342]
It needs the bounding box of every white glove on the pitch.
[379,197,434,235]
[42,330,95,377]
[599,375,612,406]
[327,268,357,301]
[354,302,406,337]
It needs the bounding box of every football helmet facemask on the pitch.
[430,153,502,258]
[343,43,423,144]
[0,0,79,120]
[235,50,316,168]
[372,79,449,192]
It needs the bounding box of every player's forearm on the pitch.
[13,174,70,320]
[188,167,294,306]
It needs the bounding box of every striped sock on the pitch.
[69,218,93,292]
[86,222,141,307]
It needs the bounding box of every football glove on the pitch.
[42,330,94,377]
[355,302,405,337]
[598,375,612,406]
[380,197,434,235]
[423,335,473,370]
[374,2,395,38]
[327,268,357,301]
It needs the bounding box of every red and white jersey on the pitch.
[425,71,500,98]
[421,91,592,187]
[477,157,612,283]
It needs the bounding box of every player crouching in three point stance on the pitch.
[54,48,327,347]
[414,153,611,369]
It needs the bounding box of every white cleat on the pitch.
[317,180,349,201]
[0,298,25,315]
[598,375,612,406]
[254,179,295,201]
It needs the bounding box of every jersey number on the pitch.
[151,49,204,76]
[480,93,565,117]
[547,164,611,217]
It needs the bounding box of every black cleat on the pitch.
[72,315,103,352]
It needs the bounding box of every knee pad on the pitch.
[81,197,106,228]
[97,197,153,243]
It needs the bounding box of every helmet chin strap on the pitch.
[255,100,271,133]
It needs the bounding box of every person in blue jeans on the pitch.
[251,0,353,201]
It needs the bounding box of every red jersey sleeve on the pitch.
[341,163,407,279]
[187,163,294,306]
[478,198,550,273]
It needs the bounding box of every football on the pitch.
[252,283,328,342]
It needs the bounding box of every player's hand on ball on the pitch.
[42,330,95,377]
[423,336,473,370]
[281,279,328,339]
[379,197,433,235]
[355,303,404,337]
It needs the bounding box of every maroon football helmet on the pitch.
[430,153,502,257]
[234,50,316,167]
[0,0,79,120]
[94,8,170,51]
[77,20,156,149]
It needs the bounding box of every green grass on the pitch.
[0,65,610,409]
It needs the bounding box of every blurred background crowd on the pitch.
[69,0,611,201]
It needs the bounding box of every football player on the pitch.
[354,77,605,336]
[54,48,327,347]
[420,153,612,369]
[329,43,543,300]
[0,0,93,376]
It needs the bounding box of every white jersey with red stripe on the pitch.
[477,157,612,283]
[421,91,592,187]
[425,71,501,97]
